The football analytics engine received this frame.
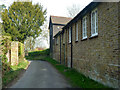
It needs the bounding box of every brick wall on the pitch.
[53,35,60,62]
[53,39,56,60]
[71,2,119,88]
[61,32,66,65]
[53,2,120,88]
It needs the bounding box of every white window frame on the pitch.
[82,16,87,39]
[76,23,78,41]
[69,27,71,43]
[91,8,98,37]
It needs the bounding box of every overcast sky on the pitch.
[0,0,119,48]
[0,0,93,20]
[0,0,93,48]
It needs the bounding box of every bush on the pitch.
[28,49,50,57]
[18,42,24,57]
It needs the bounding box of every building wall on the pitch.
[53,2,119,88]
[71,2,119,88]
[64,29,68,66]
[54,35,61,62]
[61,31,66,65]
[66,28,72,68]
[53,25,64,37]
[50,24,64,58]
[53,39,56,60]
[49,24,53,58]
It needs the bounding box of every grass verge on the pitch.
[2,60,29,88]
[25,49,111,88]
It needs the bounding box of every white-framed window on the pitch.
[91,8,98,37]
[69,27,71,43]
[75,23,78,41]
[82,16,87,39]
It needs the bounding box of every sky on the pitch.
[0,0,93,48]
[0,0,93,20]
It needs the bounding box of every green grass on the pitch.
[2,60,29,87]
[25,49,112,88]
[25,49,49,60]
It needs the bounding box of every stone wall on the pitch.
[11,41,19,66]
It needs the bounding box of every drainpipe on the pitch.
[60,34,61,64]
[71,26,73,68]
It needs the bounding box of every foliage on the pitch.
[1,36,11,76]
[24,36,35,51]
[26,49,111,88]
[2,60,29,87]
[1,36,11,62]
[2,1,47,43]
[35,21,49,48]
[0,4,6,12]
[25,49,49,60]
[0,4,6,18]
[28,49,49,56]
[18,42,24,56]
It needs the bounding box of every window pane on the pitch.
[82,17,87,38]
[76,23,78,41]
[69,28,71,43]
[96,10,98,33]
[93,13,95,34]
[85,17,87,37]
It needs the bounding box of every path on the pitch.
[10,60,71,88]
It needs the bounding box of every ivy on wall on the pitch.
[1,36,11,63]
[1,36,12,75]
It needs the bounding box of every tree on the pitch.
[24,21,49,51]
[24,36,35,51]
[67,4,80,18]
[1,1,47,43]
[34,21,49,49]
[0,4,6,35]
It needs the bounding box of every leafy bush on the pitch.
[18,42,24,57]
[28,49,50,57]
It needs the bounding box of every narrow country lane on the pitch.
[10,60,71,88]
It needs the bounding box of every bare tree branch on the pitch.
[67,4,80,18]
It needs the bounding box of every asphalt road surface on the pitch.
[10,60,71,88]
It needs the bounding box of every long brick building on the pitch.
[49,2,120,88]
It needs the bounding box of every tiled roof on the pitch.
[50,15,72,25]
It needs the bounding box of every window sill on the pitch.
[89,35,98,39]
[68,41,71,44]
[81,38,87,41]
[75,40,78,43]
